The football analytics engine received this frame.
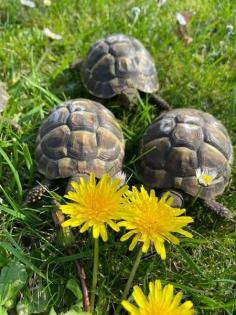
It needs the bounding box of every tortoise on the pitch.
[26,98,125,203]
[139,108,234,220]
[80,34,170,109]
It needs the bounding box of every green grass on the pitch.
[0,0,236,314]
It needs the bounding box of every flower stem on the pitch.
[91,237,99,313]
[115,246,143,314]
[190,186,204,207]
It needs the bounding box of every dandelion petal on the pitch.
[122,279,195,314]
[119,186,193,259]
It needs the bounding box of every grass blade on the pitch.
[176,245,206,279]
[0,147,22,198]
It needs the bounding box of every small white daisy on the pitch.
[176,12,187,26]
[226,24,234,35]
[157,0,167,8]
[43,0,51,5]
[130,7,141,24]
[43,28,62,40]
[20,0,36,8]
[195,167,218,186]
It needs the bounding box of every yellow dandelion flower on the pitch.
[122,279,195,315]
[119,186,193,259]
[60,173,128,241]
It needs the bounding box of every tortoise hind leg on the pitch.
[148,93,172,111]
[203,199,234,221]
[25,179,52,204]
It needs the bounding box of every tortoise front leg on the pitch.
[52,173,90,226]
[66,173,90,192]
[158,189,185,208]
[0,117,22,131]
[148,93,172,111]
[69,57,83,71]
[25,179,52,204]
[202,199,234,221]
[119,87,138,108]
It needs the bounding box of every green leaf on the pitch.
[0,260,28,307]
[0,252,9,267]
[0,305,8,315]
[24,290,49,314]
[17,290,50,315]
[16,302,30,315]
[66,279,83,300]
[176,245,206,279]
[0,147,23,197]
[0,241,46,279]
[0,204,25,220]
[49,307,57,315]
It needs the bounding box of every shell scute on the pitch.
[198,143,228,172]
[41,125,70,160]
[165,147,198,176]
[85,41,109,70]
[176,112,204,126]
[40,106,70,138]
[171,123,203,150]
[58,158,78,178]
[68,111,98,132]
[204,125,232,159]
[143,118,176,144]
[142,137,171,170]
[92,54,116,82]
[109,42,135,57]
[68,130,97,161]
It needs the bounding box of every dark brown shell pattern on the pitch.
[81,34,159,98]
[139,109,233,200]
[35,99,124,180]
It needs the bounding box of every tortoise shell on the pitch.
[35,99,124,180]
[0,82,9,112]
[139,108,233,200]
[80,34,159,98]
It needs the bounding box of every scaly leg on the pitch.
[203,199,234,221]
[148,93,172,111]
[25,179,52,204]
[119,87,138,109]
